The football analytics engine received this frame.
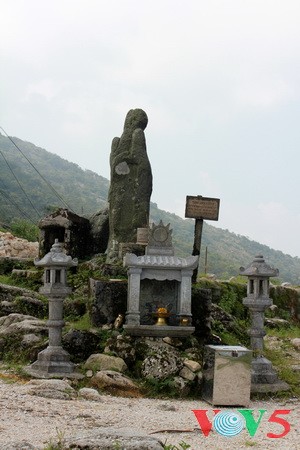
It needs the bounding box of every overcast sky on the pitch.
[1,0,300,257]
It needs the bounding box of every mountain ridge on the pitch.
[0,133,299,284]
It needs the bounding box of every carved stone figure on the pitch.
[107,109,152,260]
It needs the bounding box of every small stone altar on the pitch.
[123,221,198,337]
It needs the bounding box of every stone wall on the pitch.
[0,232,38,259]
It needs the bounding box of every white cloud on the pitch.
[2,0,300,257]
[24,79,64,102]
[234,79,294,109]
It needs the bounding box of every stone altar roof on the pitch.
[124,253,199,269]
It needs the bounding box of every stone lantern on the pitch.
[27,239,78,378]
[240,255,288,391]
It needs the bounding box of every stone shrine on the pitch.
[123,221,198,337]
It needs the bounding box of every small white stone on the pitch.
[183,359,201,372]
[179,367,196,381]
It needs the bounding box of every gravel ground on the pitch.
[0,378,299,450]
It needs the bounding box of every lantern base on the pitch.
[25,346,83,379]
[250,356,290,392]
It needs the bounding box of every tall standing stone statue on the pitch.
[107,109,152,261]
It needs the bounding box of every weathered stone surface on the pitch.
[21,333,42,346]
[63,428,163,449]
[197,371,203,383]
[183,359,201,373]
[85,353,127,373]
[91,370,140,397]
[88,207,110,254]
[0,313,47,336]
[171,376,191,396]
[62,329,101,363]
[78,387,102,401]
[265,318,290,328]
[184,345,203,362]
[291,338,300,351]
[179,366,196,381]
[107,109,152,261]
[22,379,76,400]
[0,232,38,258]
[162,337,183,347]
[89,279,127,326]
[104,334,136,366]
[141,341,183,380]
[0,284,45,318]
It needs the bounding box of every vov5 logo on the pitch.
[192,409,292,438]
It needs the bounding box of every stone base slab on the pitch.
[24,366,84,379]
[25,346,82,379]
[251,381,290,393]
[123,324,195,337]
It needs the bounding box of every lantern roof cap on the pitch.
[34,239,78,268]
[240,255,279,278]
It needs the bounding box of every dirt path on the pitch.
[0,378,299,449]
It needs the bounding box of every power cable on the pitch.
[0,127,74,212]
[0,148,41,219]
[0,188,37,225]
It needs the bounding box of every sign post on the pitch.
[185,195,220,282]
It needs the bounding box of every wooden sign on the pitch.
[185,196,220,221]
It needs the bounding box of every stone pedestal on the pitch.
[27,346,75,378]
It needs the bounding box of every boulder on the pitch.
[22,379,76,400]
[0,232,38,258]
[84,353,127,373]
[0,314,47,336]
[104,334,136,366]
[88,207,109,254]
[141,341,183,380]
[91,370,140,397]
[183,359,201,372]
[78,387,102,402]
[89,279,127,326]
[0,284,45,318]
[179,366,196,381]
[171,376,191,397]
[62,329,101,363]
[291,338,300,351]
[21,333,42,347]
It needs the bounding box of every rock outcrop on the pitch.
[0,232,38,258]
[107,109,152,261]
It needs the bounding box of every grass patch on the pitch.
[163,441,191,450]
[256,325,300,398]
[141,376,183,398]
[66,312,92,331]
[263,346,300,397]
[266,325,300,340]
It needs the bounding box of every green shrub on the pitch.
[10,219,39,242]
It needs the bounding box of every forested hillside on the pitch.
[0,133,108,222]
[1,133,299,284]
